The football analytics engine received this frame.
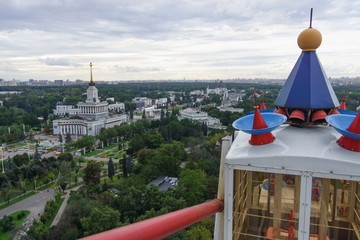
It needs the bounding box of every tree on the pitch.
[0,215,15,232]
[122,156,134,178]
[108,157,115,180]
[186,224,212,240]
[144,130,164,149]
[142,110,146,119]
[33,148,42,161]
[128,135,145,155]
[27,219,48,240]
[177,169,206,206]
[74,135,95,152]
[83,162,101,186]
[59,134,63,143]
[80,206,120,237]
[65,133,72,144]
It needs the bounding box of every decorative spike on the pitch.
[253,105,268,130]
[347,111,360,134]
[339,89,347,110]
[260,91,267,110]
[254,92,258,108]
[335,112,360,151]
[250,98,275,145]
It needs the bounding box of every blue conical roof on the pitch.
[274,51,339,109]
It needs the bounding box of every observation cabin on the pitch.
[218,10,360,240]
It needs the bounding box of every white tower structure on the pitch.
[77,63,109,121]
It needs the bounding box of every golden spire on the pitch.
[89,62,95,86]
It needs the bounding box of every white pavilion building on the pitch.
[53,63,127,136]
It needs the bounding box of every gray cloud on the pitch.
[39,57,80,67]
[125,66,161,72]
[1,1,360,80]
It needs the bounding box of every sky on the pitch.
[1,0,360,81]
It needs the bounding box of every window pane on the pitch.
[232,170,300,239]
[309,178,358,240]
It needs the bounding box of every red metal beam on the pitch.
[79,199,224,240]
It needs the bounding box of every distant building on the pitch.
[218,106,244,113]
[53,63,128,136]
[108,102,125,112]
[179,108,220,125]
[190,90,205,96]
[156,98,168,107]
[0,100,3,106]
[132,97,152,109]
[54,80,64,86]
[147,176,178,191]
[53,102,78,116]
[206,80,228,99]
[144,106,162,119]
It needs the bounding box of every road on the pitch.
[0,188,55,219]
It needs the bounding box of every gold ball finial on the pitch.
[297,27,322,51]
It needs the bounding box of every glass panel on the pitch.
[232,170,300,240]
[309,177,359,240]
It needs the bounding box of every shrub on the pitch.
[0,215,15,232]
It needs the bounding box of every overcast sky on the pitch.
[1,0,360,81]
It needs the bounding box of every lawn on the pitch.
[66,181,84,190]
[0,190,23,204]
[37,182,56,191]
[65,148,76,153]
[103,143,117,150]
[83,149,102,157]
[0,210,30,240]
[100,174,124,185]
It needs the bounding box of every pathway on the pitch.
[50,185,81,227]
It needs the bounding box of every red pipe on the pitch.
[79,199,224,240]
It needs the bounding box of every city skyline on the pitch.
[1,1,360,81]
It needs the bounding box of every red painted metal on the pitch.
[330,109,340,115]
[339,89,347,110]
[337,111,360,152]
[337,135,360,152]
[79,199,224,240]
[311,110,327,122]
[347,111,360,134]
[250,93,275,145]
[260,91,267,110]
[274,108,287,116]
[289,109,305,121]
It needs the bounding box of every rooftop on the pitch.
[226,124,360,179]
